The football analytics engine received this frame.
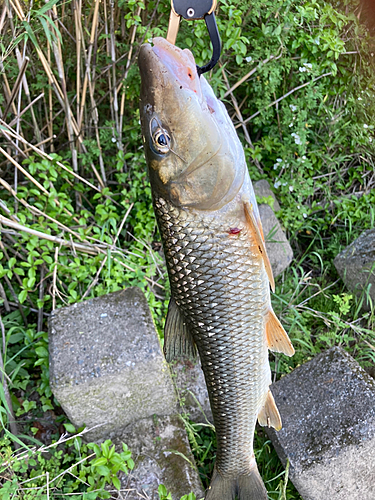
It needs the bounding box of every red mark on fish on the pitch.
[229,227,242,235]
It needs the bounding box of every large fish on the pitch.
[138,37,294,500]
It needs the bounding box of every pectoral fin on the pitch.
[266,309,295,356]
[164,298,197,362]
[258,390,282,431]
[244,201,275,292]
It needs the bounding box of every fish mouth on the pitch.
[139,37,206,107]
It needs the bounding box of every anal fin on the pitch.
[266,309,295,357]
[244,201,275,292]
[258,390,282,431]
[164,298,197,362]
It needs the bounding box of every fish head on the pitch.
[139,37,246,211]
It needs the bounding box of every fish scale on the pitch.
[155,196,271,477]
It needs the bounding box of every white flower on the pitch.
[363,124,369,128]
[358,97,362,100]
[274,181,281,188]
[291,132,302,145]
[303,213,307,218]
[314,38,320,45]
[302,155,306,159]
[245,56,252,63]
[289,185,294,192]
[369,137,373,143]
[299,66,307,73]
[290,104,297,112]
[289,123,293,127]
[304,63,312,69]
[276,158,282,162]
[112,137,117,143]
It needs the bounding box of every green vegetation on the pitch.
[0,0,374,498]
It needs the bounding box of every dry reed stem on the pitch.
[8,92,44,128]
[38,264,45,333]
[119,5,142,140]
[0,313,19,438]
[220,64,263,174]
[0,215,165,290]
[2,56,29,117]
[0,215,99,255]
[238,72,333,126]
[0,176,82,240]
[0,281,11,312]
[77,0,100,130]
[0,120,102,194]
[0,145,80,222]
[52,247,58,310]
[223,51,283,98]
[82,202,134,299]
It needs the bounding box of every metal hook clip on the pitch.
[167,0,222,76]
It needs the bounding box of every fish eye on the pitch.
[152,129,171,154]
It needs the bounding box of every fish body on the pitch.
[138,38,294,500]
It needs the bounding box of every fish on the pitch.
[138,37,295,500]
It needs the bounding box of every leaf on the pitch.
[22,21,40,50]
[35,346,48,358]
[18,290,28,304]
[63,423,76,433]
[112,476,121,490]
[36,0,60,16]
[91,457,108,467]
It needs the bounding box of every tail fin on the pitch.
[237,466,268,500]
[205,467,236,500]
[205,464,268,500]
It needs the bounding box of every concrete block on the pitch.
[266,346,375,500]
[334,228,375,311]
[253,180,293,276]
[115,414,205,500]
[49,288,177,441]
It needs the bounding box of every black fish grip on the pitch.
[167,0,221,75]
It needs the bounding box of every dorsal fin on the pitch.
[243,201,275,292]
[164,298,197,362]
[266,309,295,357]
[258,390,282,431]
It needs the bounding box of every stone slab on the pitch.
[49,288,177,441]
[266,347,375,500]
[253,180,293,276]
[115,414,205,500]
[170,358,213,424]
[334,228,375,311]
